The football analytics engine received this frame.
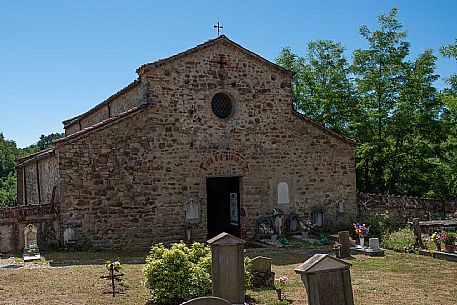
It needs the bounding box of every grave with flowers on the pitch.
[350,223,385,256]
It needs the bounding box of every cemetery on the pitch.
[1,3,457,305]
[1,222,457,305]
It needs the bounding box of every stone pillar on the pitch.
[295,254,354,305]
[338,231,350,258]
[207,232,245,305]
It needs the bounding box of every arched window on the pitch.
[277,182,289,204]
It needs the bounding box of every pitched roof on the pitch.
[62,36,292,130]
[62,79,141,127]
[17,148,55,167]
[136,35,293,76]
[294,254,351,274]
[55,103,150,146]
[293,110,356,146]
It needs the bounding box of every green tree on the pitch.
[36,133,63,151]
[351,7,410,193]
[276,40,355,133]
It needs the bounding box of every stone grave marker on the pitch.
[295,254,354,305]
[251,256,275,288]
[181,296,231,305]
[23,224,37,248]
[23,224,40,261]
[338,231,351,258]
[207,232,245,305]
[365,238,385,256]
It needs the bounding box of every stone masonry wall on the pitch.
[0,204,59,252]
[357,193,457,226]
[17,155,58,206]
[56,40,356,250]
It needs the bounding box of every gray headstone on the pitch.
[368,238,380,250]
[338,231,351,258]
[251,256,271,273]
[207,232,245,305]
[295,254,354,305]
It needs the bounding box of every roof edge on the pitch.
[137,35,293,76]
[17,148,55,167]
[56,102,150,146]
[62,79,141,127]
[293,110,356,146]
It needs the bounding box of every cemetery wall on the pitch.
[0,204,59,252]
[357,193,457,226]
[54,39,357,250]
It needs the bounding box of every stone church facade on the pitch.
[14,36,356,250]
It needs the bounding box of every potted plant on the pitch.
[442,232,456,253]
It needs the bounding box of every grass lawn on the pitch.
[0,246,456,305]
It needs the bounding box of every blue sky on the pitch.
[1,0,456,147]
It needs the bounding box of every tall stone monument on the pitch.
[207,232,245,305]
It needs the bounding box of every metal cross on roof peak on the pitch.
[214,22,223,37]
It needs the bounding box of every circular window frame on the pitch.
[211,93,234,119]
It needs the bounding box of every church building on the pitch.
[15,36,356,250]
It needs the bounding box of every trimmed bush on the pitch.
[144,242,212,304]
[144,242,252,304]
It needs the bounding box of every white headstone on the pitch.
[23,224,37,248]
[368,238,380,250]
[186,198,200,223]
[63,227,75,244]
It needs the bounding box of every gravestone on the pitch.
[287,213,301,234]
[180,296,231,305]
[23,224,40,261]
[295,254,354,305]
[207,232,245,305]
[185,198,200,224]
[251,256,275,288]
[368,238,380,250]
[23,224,37,248]
[63,228,75,245]
[338,231,351,258]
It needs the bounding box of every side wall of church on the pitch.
[64,84,144,136]
[17,155,58,206]
[56,42,356,250]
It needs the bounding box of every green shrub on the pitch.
[381,228,415,251]
[144,242,212,304]
[144,242,253,304]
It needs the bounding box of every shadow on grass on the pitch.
[246,247,333,266]
[44,251,148,267]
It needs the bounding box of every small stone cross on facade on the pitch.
[214,22,223,37]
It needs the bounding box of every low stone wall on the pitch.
[0,204,59,253]
[357,193,457,226]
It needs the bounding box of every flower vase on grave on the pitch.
[359,237,365,248]
[302,231,309,239]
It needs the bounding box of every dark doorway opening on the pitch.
[206,177,240,239]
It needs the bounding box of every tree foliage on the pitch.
[276,7,457,199]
